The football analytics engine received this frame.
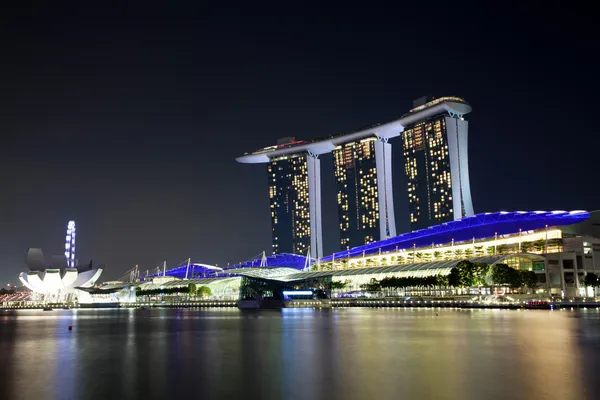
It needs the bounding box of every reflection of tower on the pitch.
[65,221,76,268]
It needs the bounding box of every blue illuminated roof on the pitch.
[321,210,589,262]
[223,253,309,271]
[146,253,310,280]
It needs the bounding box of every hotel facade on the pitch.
[237,97,474,258]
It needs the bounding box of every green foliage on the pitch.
[491,264,522,288]
[331,280,350,290]
[496,244,509,255]
[456,260,475,286]
[464,249,473,258]
[547,238,563,251]
[197,286,212,297]
[454,249,464,258]
[379,275,447,290]
[448,267,461,287]
[486,246,496,256]
[533,239,546,253]
[520,270,538,289]
[520,241,533,253]
[360,278,381,292]
[433,251,442,260]
[188,283,196,297]
[136,286,189,296]
[474,245,485,256]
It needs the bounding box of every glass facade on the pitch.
[268,154,311,255]
[402,115,456,231]
[333,138,380,250]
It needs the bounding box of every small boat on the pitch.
[524,300,551,310]
[43,307,53,311]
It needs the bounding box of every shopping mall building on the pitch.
[105,209,600,302]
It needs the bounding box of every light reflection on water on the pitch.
[1,308,599,400]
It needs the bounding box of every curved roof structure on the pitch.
[131,254,543,288]
[237,97,471,163]
[146,253,310,280]
[321,210,589,262]
[223,253,309,271]
[291,254,545,280]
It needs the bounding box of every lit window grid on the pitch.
[333,139,380,250]
[402,116,454,228]
[268,155,311,255]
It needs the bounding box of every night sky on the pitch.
[1,2,598,284]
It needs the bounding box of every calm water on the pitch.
[1,308,600,400]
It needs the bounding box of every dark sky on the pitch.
[1,2,598,284]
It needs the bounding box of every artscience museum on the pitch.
[18,248,103,302]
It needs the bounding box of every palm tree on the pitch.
[433,251,442,260]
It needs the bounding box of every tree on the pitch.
[520,270,538,290]
[456,260,476,287]
[331,280,350,290]
[360,278,381,292]
[197,286,212,297]
[448,267,461,287]
[474,245,485,256]
[486,246,496,256]
[464,249,473,259]
[491,264,522,288]
[433,251,442,260]
[584,273,598,287]
[454,249,464,258]
[188,283,196,297]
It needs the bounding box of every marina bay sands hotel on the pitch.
[237,96,474,259]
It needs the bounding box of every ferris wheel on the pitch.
[65,221,76,268]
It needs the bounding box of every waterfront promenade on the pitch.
[3,297,600,311]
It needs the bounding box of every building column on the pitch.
[374,139,397,241]
[445,117,474,219]
[306,153,323,259]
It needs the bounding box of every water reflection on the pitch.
[1,308,599,400]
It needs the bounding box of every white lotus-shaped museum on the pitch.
[18,248,103,301]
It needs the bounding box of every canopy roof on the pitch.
[321,210,588,262]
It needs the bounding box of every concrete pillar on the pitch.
[306,154,323,259]
[374,139,396,240]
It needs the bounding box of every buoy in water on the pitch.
[68,326,72,331]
